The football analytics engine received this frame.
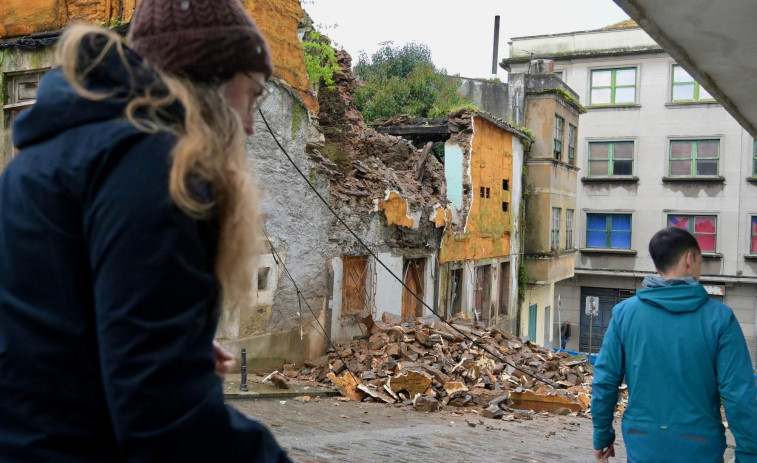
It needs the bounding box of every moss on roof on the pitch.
[600,19,638,31]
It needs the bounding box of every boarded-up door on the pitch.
[342,256,368,318]
[498,262,510,316]
[475,265,492,323]
[449,268,463,316]
[402,258,425,321]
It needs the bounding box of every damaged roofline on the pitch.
[473,112,533,143]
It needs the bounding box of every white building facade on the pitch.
[505,26,757,364]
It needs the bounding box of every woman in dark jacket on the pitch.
[0,0,290,461]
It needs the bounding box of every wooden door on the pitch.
[342,256,368,318]
[402,258,425,321]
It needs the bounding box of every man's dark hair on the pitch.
[649,227,701,272]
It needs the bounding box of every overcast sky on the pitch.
[304,0,630,79]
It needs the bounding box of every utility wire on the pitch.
[262,229,359,382]
[258,108,559,388]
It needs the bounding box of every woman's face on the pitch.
[224,71,268,136]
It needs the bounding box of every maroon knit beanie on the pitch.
[127,0,273,82]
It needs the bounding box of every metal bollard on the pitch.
[240,348,249,392]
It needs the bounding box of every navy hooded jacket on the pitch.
[591,281,757,463]
[0,40,289,462]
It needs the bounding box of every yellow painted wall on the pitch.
[378,191,414,228]
[440,116,513,264]
[519,283,554,346]
[0,0,317,111]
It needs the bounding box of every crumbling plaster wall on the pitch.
[458,77,509,121]
[217,83,333,369]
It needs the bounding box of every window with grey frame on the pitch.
[588,141,633,177]
[566,209,574,249]
[551,207,561,249]
[4,72,44,160]
[669,139,719,176]
[753,139,756,177]
[567,124,577,165]
[553,115,564,160]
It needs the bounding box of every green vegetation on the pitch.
[302,31,340,94]
[353,42,477,123]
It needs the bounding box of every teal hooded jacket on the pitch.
[592,282,757,463]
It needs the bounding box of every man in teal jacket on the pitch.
[592,227,757,462]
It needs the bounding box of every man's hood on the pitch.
[12,34,175,150]
[636,283,710,313]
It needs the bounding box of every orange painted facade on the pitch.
[378,191,414,228]
[0,0,317,111]
[440,116,514,264]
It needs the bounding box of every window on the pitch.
[566,209,574,249]
[553,115,564,160]
[4,72,42,124]
[669,139,719,176]
[590,68,637,105]
[553,70,564,80]
[668,215,716,252]
[671,64,714,102]
[751,216,757,254]
[586,214,631,249]
[753,140,757,177]
[567,124,577,165]
[551,208,561,249]
[588,141,633,177]
[257,267,270,290]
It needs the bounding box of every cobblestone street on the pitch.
[230,397,628,463]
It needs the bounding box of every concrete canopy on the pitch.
[614,0,757,137]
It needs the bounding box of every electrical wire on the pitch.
[257,107,559,388]
[262,229,359,382]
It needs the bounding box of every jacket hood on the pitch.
[13,34,176,149]
[636,283,710,313]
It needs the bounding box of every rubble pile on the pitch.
[285,314,627,420]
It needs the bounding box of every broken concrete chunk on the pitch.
[388,370,433,397]
[327,372,366,402]
[412,394,440,413]
[482,405,504,419]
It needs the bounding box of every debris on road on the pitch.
[286,313,628,420]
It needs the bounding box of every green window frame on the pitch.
[552,70,564,80]
[553,115,564,160]
[588,141,634,177]
[667,215,717,252]
[671,64,714,103]
[590,68,637,105]
[586,213,632,249]
[669,139,720,177]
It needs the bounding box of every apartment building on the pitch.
[503,23,757,363]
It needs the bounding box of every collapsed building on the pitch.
[0,1,583,370]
